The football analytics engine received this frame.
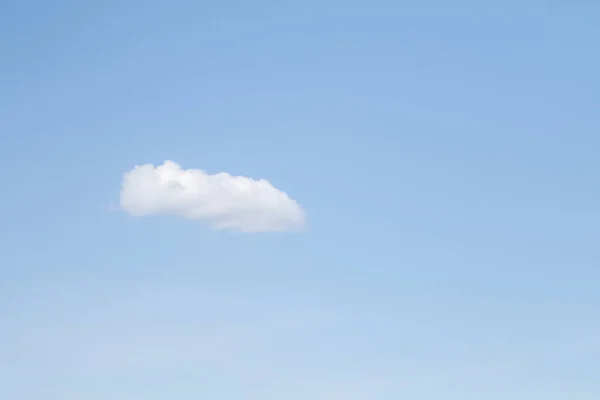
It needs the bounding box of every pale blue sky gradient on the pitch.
[1,1,599,399]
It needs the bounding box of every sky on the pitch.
[1,0,599,399]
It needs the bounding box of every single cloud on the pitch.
[119,161,306,232]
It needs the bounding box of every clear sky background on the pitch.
[1,1,599,399]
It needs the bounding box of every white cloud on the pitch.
[119,160,306,232]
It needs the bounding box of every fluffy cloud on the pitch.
[119,161,306,232]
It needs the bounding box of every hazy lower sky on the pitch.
[1,1,599,399]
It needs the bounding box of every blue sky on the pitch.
[1,0,599,398]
